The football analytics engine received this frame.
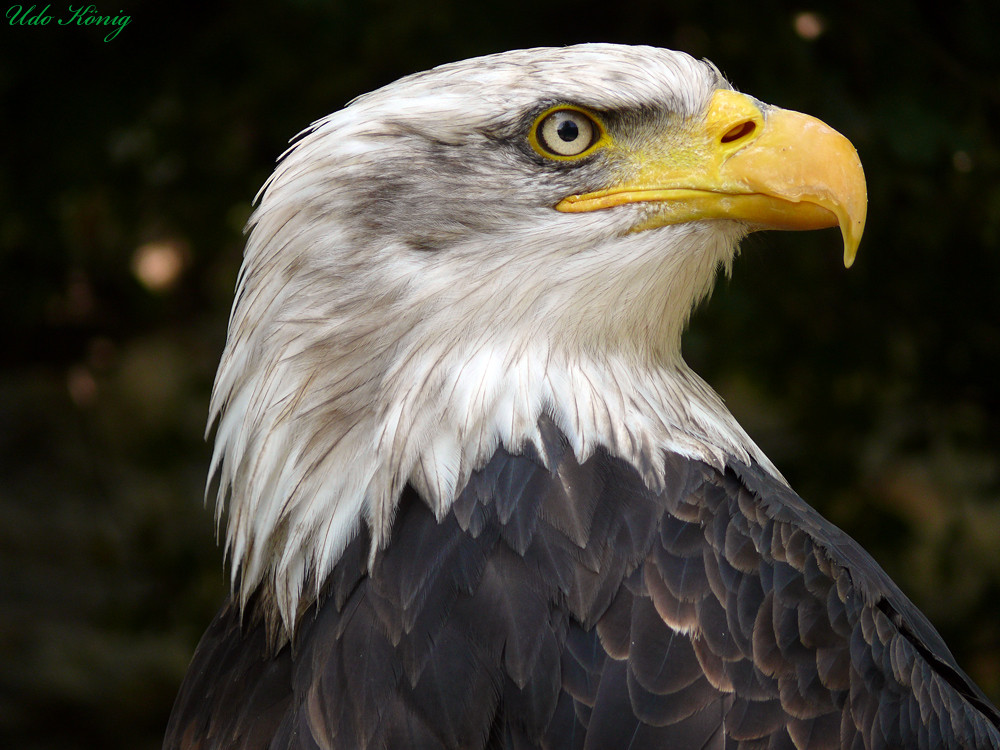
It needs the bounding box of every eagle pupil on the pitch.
[557,120,579,142]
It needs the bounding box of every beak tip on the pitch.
[842,233,860,268]
[840,211,865,269]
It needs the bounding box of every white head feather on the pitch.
[208,44,780,633]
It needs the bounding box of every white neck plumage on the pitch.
[208,170,780,635]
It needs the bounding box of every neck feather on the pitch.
[210,335,780,633]
[209,173,777,634]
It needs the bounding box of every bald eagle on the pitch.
[164,45,1000,749]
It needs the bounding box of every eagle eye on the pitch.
[531,107,604,159]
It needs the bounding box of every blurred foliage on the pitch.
[1,0,999,747]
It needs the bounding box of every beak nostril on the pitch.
[721,120,757,144]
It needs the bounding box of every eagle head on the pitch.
[207,44,866,633]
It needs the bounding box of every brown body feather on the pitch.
[165,418,1000,749]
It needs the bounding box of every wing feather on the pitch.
[165,419,1000,749]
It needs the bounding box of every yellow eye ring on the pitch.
[529,106,608,160]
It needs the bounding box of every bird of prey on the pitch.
[164,44,1000,749]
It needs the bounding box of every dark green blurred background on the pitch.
[2,1,999,747]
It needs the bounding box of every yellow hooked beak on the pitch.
[556,89,867,267]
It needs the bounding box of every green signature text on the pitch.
[7,4,131,42]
